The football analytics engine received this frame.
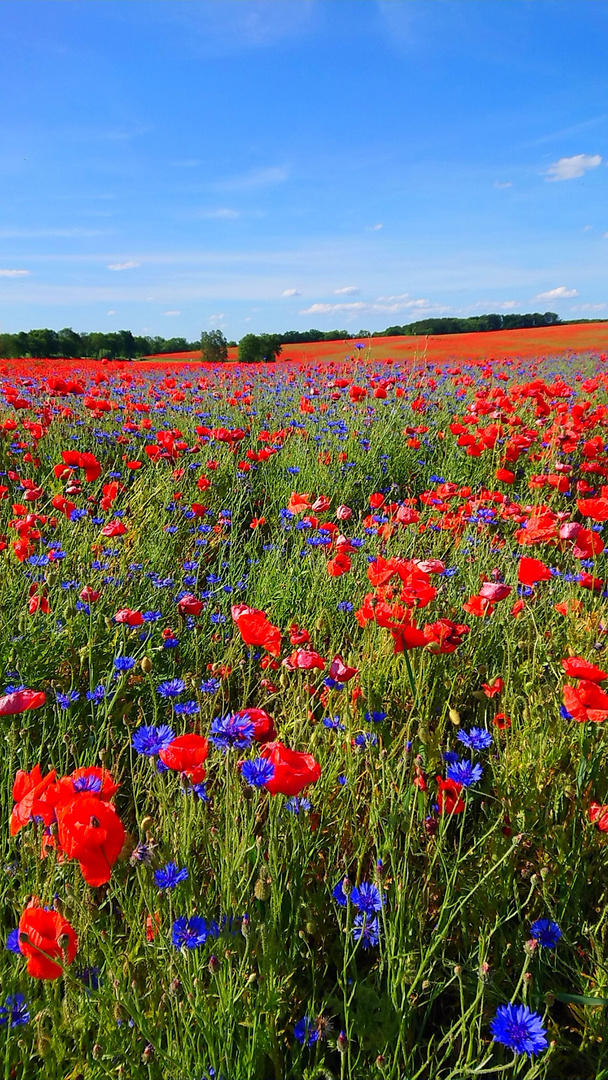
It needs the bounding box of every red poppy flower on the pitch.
[159,734,209,782]
[233,708,276,743]
[177,594,204,616]
[577,498,608,521]
[57,794,126,887]
[561,657,607,683]
[493,713,511,729]
[423,619,470,654]
[0,688,46,715]
[436,776,465,815]
[518,557,552,586]
[114,608,144,626]
[327,552,352,576]
[18,899,77,979]
[329,655,359,682]
[231,604,282,657]
[10,765,57,835]
[481,677,504,698]
[284,649,326,671]
[563,680,608,723]
[479,582,512,602]
[259,741,321,796]
[589,801,608,832]
[463,595,495,618]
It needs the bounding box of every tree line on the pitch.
[1,313,604,363]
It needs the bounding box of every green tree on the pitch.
[238,333,282,363]
[201,329,228,363]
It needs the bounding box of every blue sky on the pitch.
[0,0,606,339]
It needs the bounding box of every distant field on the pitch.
[148,320,607,365]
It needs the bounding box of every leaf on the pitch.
[553,991,608,1006]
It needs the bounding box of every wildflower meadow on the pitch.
[2,325,608,1079]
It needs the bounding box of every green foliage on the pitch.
[238,333,283,363]
[200,329,229,363]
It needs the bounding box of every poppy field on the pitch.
[2,328,608,1079]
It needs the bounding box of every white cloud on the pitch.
[0,268,30,276]
[196,208,240,219]
[366,223,383,231]
[603,232,608,239]
[212,165,288,192]
[546,154,602,181]
[333,286,359,296]
[300,298,434,316]
[209,313,226,322]
[107,261,141,271]
[163,310,181,316]
[534,286,579,300]
[570,303,606,312]
[106,310,117,315]
[281,288,301,297]
[494,181,512,189]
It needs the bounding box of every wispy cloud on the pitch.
[333,286,359,296]
[534,286,579,300]
[163,310,181,316]
[107,310,117,315]
[494,181,512,189]
[211,165,288,192]
[546,154,602,181]
[570,303,606,312]
[195,208,240,219]
[209,313,226,323]
[107,261,141,271]
[366,223,383,231]
[281,288,301,297]
[0,268,30,277]
[300,298,435,316]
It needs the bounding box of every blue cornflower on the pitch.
[156,678,186,698]
[293,1015,319,1046]
[154,863,189,890]
[0,993,30,1028]
[86,684,106,704]
[73,773,103,793]
[5,928,21,954]
[323,715,345,731]
[200,678,221,693]
[490,1003,548,1056]
[285,796,311,814]
[174,700,200,716]
[56,690,80,709]
[446,759,483,787]
[351,882,383,915]
[457,727,493,751]
[143,610,163,622]
[337,601,354,613]
[172,916,213,950]
[241,758,275,788]
[4,684,25,695]
[77,966,101,991]
[354,732,378,748]
[530,919,562,948]
[191,781,210,802]
[114,656,136,673]
[352,913,380,949]
[210,713,254,751]
[132,724,175,756]
[332,879,351,907]
[364,710,387,724]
